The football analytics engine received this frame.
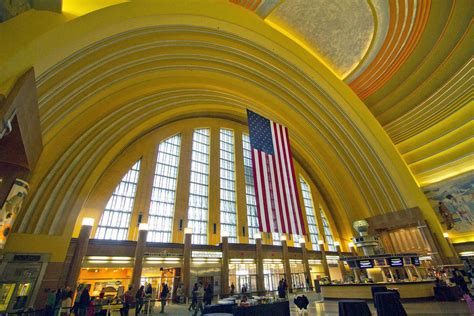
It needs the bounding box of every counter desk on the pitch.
[321,281,435,300]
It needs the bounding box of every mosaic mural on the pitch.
[423,171,474,233]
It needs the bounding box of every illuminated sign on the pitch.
[357,259,374,269]
[387,257,404,267]
[192,251,222,258]
[411,257,420,266]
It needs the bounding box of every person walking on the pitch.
[122,285,134,316]
[192,283,205,316]
[188,283,198,311]
[135,285,145,314]
[159,283,169,314]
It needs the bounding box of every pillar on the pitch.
[281,236,293,293]
[348,242,357,256]
[255,234,265,294]
[299,238,312,290]
[182,228,192,296]
[66,218,93,289]
[417,220,444,266]
[443,232,461,264]
[319,240,331,282]
[131,223,148,291]
[221,233,230,296]
[335,242,346,282]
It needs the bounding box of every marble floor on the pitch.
[140,293,472,315]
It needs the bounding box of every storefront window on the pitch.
[96,160,141,240]
[263,261,284,292]
[187,129,210,244]
[78,268,132,298]
[290,260,306,289]
[229,262,257,293]
[220,129,237,243]
[148,135,181,243]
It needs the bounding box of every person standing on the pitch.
[121,285,134,316]
[60,289,73,316]
[188,283,198,311]
[193,283,205,316]
[204,283,213,305]
[45,289,56,316]
[78,286,91,316]
[159,283,169,314]
[230,283,235,295]
[135,285,145,314]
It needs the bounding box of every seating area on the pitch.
[338,286,408,316]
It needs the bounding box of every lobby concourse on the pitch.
[0,0,472,315]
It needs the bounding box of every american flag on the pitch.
[247,110,306,235]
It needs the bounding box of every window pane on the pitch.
[220,129,237,243]
[299,176,320,251]
[187,129,210,244]
[147,135,181,243]
[95,160,141,240]
[320,207,337,251]
[242,134,260,244]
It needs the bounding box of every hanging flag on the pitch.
[247,109,306,235]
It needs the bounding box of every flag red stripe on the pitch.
[271,123,288,234]
[267,155,282,233]
[277,124,296,234]
[257,150,272,232]
[261,152,275,232]
[283,127,305,235]
[251,149,266,232]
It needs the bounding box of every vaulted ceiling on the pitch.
[235,0,473,187]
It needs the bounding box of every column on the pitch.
[221,233,230,296]
[319,240,331,282]
[443,232,461,263]
[299,238,312,290]
[335,242,346,282]
[281,236,293,293]
[182,228,192,297]
[417,220,444,265]
[348,242,357,256]
[255,233,265,294]
[66,218,93,289]
[131,223,148,291]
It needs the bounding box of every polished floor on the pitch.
[141,292,472,315]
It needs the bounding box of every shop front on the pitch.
[78,256,134,298]
[289,259,306,289]
[190,251,222,295]
[0,254,49,313]
[229,259,257,293]
[263,259,285,292]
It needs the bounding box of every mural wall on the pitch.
[423,171,474,234]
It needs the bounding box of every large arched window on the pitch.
[86,120,339,246]
[147,135,181,243]
[220,129,238,243]
[299,176,320,250]
[95,160,141,240]
[187,128,211,244]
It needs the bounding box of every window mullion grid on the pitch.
[220,129,237,243]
